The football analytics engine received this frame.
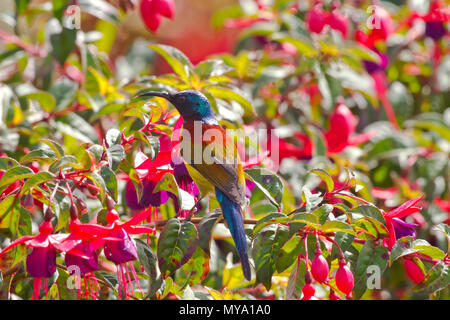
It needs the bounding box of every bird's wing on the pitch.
[182,125,247,207]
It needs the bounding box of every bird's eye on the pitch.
[178,96,186,102]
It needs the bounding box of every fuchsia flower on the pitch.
[382,196,424,250]
[409,0,449,40]
[139,0,175,32]
[306,3,329,34]
[306,1,349,38]
[324,102,374,154]
[0,220,69,299]
[101,208,154,299]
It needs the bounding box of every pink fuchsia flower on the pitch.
[64,241,101,300]
[366,6,394,44]
[101,209,154,299]
[0,220,69,299]
[139,0,175,32]
[383,195,424,250]
[407,0,449,40]
[328,9,349,39]
[324,102,374,154]
[306,2,329,34]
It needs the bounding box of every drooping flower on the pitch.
[64,241,100,300]
[382,196,424,250]
[0,220,69,299]
[101,208,154,299]
[408,0,449,40]
[139,0,175,33]
[324,102,374,154]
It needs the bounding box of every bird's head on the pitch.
[139,90,216,122]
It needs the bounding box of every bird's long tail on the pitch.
[215,187,251,280]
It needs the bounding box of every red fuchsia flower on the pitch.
[324,102,374,154]
[0,170,20,198]
[407,0,449,40]
[434,197,450,224]
[278,133,313,161]
[0,220,70,299]
[101,208,154,299]
[327,1,349,39]
[403,259,425,284]
[306,2,329,34]
[382,196,424,250]
[64,241,100,300]
[139,0,175,33]
[366,6,394,44]
[355,25,400,130]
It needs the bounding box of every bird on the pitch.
[139,89,251,280]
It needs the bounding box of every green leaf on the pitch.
[252,212,289,236]
[353,239,388,299]
[0,194,19,232]
[105,128,122,147]
[153,173,181,206]
[50,26,77,65]
[197,210,222,256]
[331,232,355,260]
[194,59,233,79]
[252,224,290,290]
[312,204,333,224]
[100,166,117,201]
[322,220,355,235]
[286,258,307,300]
[83,171,107,201]
[182,247,210,286]
[106,144,125,171]
[389,236,417,266]
[148,44,193,84]
[245,168,283,208]
[20,149,57,164]
[157,218,198,277]
[271,34,318,58]
[301,186,323,211]
[206,86,255,116]
[433,224,450,254]
[136,239,163,297]
[55,114,99,144]
[310,169,334,193]
[0,157,19,171]
[39,139,65,159]
[413,261,450,294]
[289,213,321,229]
[276,235,303,273]
[24,91,56,113]
[15,0,31,15]
[79,0,119,23]
[19,171,56,197]
[48,155,84,172]
[0,166,34,194]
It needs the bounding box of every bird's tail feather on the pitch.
[215,188,251,280]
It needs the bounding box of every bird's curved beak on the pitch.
[138,91,173,103]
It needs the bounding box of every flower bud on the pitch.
[335,260,354,296]
[403,259,425,284]
[311,252,329,283]
[302,283,315,300]
[76,198,88,214]
[70,203,78,220]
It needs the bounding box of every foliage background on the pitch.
[0,0,449,300]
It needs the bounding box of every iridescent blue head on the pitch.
[139,90,218,124]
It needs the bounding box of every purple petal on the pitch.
[26,246,57,278]
[103,229,138,265]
